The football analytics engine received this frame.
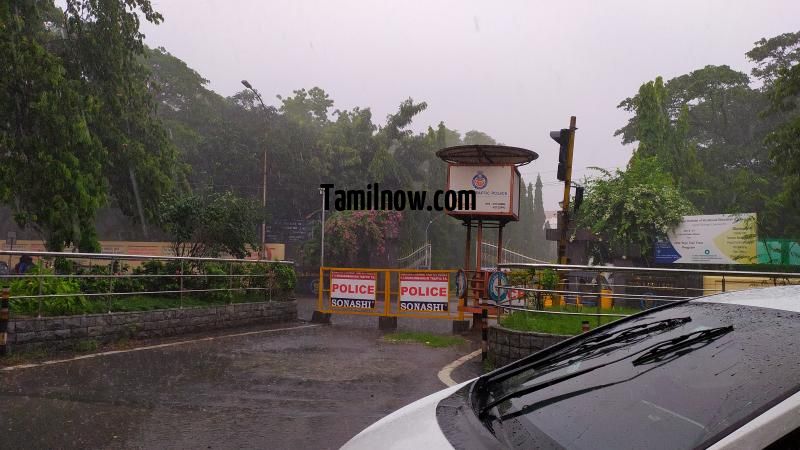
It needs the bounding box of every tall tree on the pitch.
[617,76,704,204]
[531,174,550,260]
[463,130,497,145]
[0,0,177,250]
[577,155,697,264]
[751,31,800,238]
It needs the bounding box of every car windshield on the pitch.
[475,302,800,450]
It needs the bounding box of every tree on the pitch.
[463,130,497,145]
[615,57,799,238]
[616,76,705,204]
[531,174,552,261]
[0,0,177,251]
[753,31,800,238]
[577,155,697,263]
[158,191,261,259]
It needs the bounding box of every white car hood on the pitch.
[341,379,475,450]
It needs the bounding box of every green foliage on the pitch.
[759,33,800,237]
[615,32,800,242]
[158,191,262,258]
[10,264,92,316]
[317,211,403,266]
[746,31,800,84]
[270,263,297,292]
[0,0,177,250]
[537,269,559,291]
[577,156,697,262]
[72,339,99,353]
[507,270,535,286]
[617,76,705,204]
[382,332,465,348]
[233,262,296,296]
[500,306,636,336]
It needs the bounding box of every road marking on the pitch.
[0,324,320,373]
[438,349,482,387]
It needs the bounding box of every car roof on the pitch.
[693,285,800,313]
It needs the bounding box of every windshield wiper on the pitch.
[478,324,733,420]
[482,317,692,386]
[632,325,733,366]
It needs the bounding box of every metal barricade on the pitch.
[316,267,464,320]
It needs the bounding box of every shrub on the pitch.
[507,269,535,286]
[244,262,296,298]
[538,269,559,291]
[10,264,94,316]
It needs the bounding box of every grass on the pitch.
[72,339,99,353]
[500,304,642,336]
[0,346,50,366]
[382,331,465,348]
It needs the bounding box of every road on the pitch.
[0,297,481,449]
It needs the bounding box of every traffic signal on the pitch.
[549,128,570,181]
[574,186,585,211]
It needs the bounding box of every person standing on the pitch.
[14,254,33,274]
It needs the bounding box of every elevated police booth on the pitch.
[435,145,538,336]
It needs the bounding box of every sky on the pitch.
[139,0,800,210]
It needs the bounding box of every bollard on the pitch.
[0,288,9,356]
[37,274,43,318]
[107,270,114,313]
[228,262,234,304]
[481,307,489,361]
[581,320,590,333]
[179,260,184,309]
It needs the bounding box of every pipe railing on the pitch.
[492,262,800,320]
[0,250,295,318]
[498,262,800,278]
[1,249,294,265]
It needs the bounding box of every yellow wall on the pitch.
[2,240,285,266]
[702,275,800,294]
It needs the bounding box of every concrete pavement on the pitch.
[0,297,482,449]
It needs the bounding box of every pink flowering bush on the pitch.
[324,210,402,265]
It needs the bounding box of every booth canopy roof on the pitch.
[436,145,538,166]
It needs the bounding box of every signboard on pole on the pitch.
[399,273,449,313]
[654,214,757,264]
[446,165,520,219]
[330,271,376,310]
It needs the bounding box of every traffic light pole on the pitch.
[558,116,577,265]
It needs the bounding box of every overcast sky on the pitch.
[139,0,800,210]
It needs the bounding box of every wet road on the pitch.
[0,297,480,449]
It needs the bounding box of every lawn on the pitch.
[382,331,466,348]
[499,304,642,336]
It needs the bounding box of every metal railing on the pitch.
[492,262,800,320]
[396,243,432,270]
[0,250,295,318]
[480,241,549,266]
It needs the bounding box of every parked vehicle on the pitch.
[344,286,800,449]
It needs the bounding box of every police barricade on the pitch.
[316,267,464,321]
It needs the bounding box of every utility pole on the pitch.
[241,80,268,259]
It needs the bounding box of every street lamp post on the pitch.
[424,215,440,246]
[424,215,441,270]
[319,188,326,268]
[241,80,268,259]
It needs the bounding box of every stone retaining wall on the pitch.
[8,300,297,353]
[488,324,571,367]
